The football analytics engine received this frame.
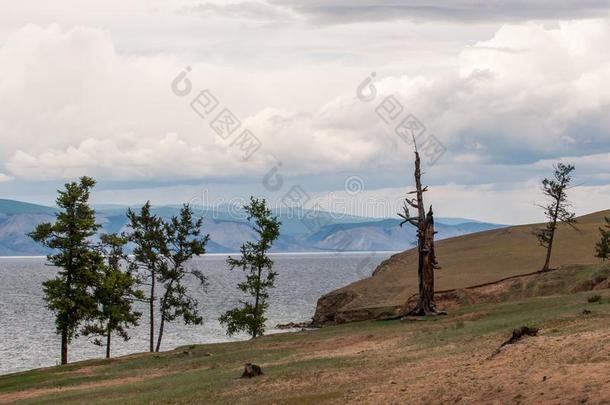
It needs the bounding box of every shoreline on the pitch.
[0,251,399,260]
[0,324,312,377]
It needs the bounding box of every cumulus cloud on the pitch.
[236,19,610,185]
[1,19,610,224]
[7,134,229,180]
[365,21,610,167]
[0,24,265,180]
[0,24,407,181]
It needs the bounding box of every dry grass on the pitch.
[328,209,610,314]
[1,288,609,404]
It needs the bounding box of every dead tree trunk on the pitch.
[399,149,443,316]
[416,207,439,315]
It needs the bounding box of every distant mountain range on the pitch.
[0,199,506,256]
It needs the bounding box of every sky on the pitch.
[0,0,610,224]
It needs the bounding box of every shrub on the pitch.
[587,294,602,303]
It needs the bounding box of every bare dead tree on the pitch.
[398,141,443,316]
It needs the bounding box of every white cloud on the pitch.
[0,25,257,180]
[0,16,609,223]
[236,19,610,185]
[2,20,610,183]
[0,24,407,181]
[307,179,610,225]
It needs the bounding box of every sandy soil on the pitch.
[351,330,610,404]
[225,327,610,404]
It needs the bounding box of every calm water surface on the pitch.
[0,252,392,375]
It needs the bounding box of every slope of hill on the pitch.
[0,199,504,255]
[313,209,610,324]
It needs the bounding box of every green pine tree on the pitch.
[534,163,577,271]
[126,203,209,353]
[82,234,144,358]
[595,216,610,262]
[126,202,165,353]
[28,176,102,365]
[219,197,281,339]
[154,204,209,352]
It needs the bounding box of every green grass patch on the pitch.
[3,288,609,404]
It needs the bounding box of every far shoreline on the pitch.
[0,251,400,259]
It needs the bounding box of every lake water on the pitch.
[0,252,393,375]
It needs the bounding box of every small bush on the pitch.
[587,294,602,303]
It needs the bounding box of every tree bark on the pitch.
[404,151,443,316]
[155,280,173,352]
[106,327,111,359]
[149,273,155,353]
[63,249,73,365]
[410,208,439,315]
[542,193,562,272]
[155,316,165,353]
[252,266,262,339]
[61,330,68,365]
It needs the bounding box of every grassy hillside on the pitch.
[314,209,610,322]
[1,286,608,404]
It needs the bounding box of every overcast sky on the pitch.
[1,0,609,223]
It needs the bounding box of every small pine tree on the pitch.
[219,197,281,339]
[154,204,209,352]
[595,216,610,262]
[126,202,165,353]
[126,203,209,353]
[535,163,577,271]
[82,234,144,358]
[28,176,102,365]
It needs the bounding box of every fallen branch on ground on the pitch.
[489,326,539,359]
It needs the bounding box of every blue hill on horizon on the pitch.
[0,199,506,256]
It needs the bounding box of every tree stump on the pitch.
[241,363,263,378]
